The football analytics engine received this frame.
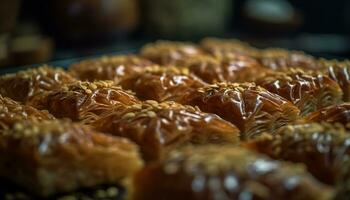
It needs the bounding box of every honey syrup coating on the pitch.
[0,66,76,103]
[179,53,268,84]
[121,66,208,102]
[0,120,143,197]
[0,95,55,131]
[244,123,350,185]
[200,37,260,58]
[91,101,240,161]
[304,103,350,128]
[28,80,140,124]
[68,55,155,84]
[257,48,318,70]
[132,145,333,200]
[256,68,343,116]
[179,82,300,139]
[140,40,204,65]
[319,59,350,101]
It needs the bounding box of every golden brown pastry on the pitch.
[256,68,343,115]
[180,82,300,139]
[0,66,76,103]
[304,103,350,127]
[0,95,54,131]
[200,37,259,58]
[28,81,140,124]
[320,59,350,101]
[258,48,318,70]
[0,120,143,197]
[245,123,350,185]
[140,41,204,65]
[122,66,207,102]
[69,55,154,84]
[92,101,240,161]
[181,54,267,83]
[132,145,333,200]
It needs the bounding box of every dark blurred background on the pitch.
[1,0,349,67]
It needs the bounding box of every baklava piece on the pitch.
[304,103,350,127]
[180,82,300,139]
[0,66,76,103]
[258,48,318,70]
[256,68,343,115]
[92,101,240,161]
[122,66,207,102]
[0,120,143,197]
[200,37,259,58]
[69,55,154,84]
[181,54,266,83]
[245,123,350,185]
[140,41,204,65]
[132,145,333,200]
[320,59,350,101]
[28,81,140,124]
[0,95,54,130]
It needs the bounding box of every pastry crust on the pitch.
[180,54,266,83]
[0,66,76,103]
[69,55,154,84]
[123,66,207,102]
[140,41,204,65]
[92,101,240,161]
[200,37,259,58]
[258,48,318,70]
[180,82,300,139]
[304,103,350,127]
[0,95,54,131]
[0,120,143,197]
[132,145,333,200]
[245,123,350,185]
[320,59,350,101]
[28,81,140,124]
[256,68,343,115]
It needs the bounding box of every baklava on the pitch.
[180,82,300,139]
[28,80,140,124]
[92,101,240,161]
[0,66,76,103]
[0,120,143,197]
[132,145,333,200]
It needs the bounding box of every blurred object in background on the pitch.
[10,22,54,66]
[0,0,20,67]
[142,0,232,39]
[241,0,302,35]
[0,0,20,34]
[51,0,140,44]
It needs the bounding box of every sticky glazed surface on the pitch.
[28,81,140,124]
[245,123,350,185]
[180,54,266,84]
[0,96,54,130]
[257,48,318,70]
[140,41,204,65]
[0,120,143,197]
[69,55,155,84]
[304,103,350,127]
[0,66,76,103]
[92,101,240,161]
[180,82,300,139]
[200,38,260,58]
[132,145,333,200]
[256,68,343,115]
[123,66,207,102]
[321,59,350,101]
